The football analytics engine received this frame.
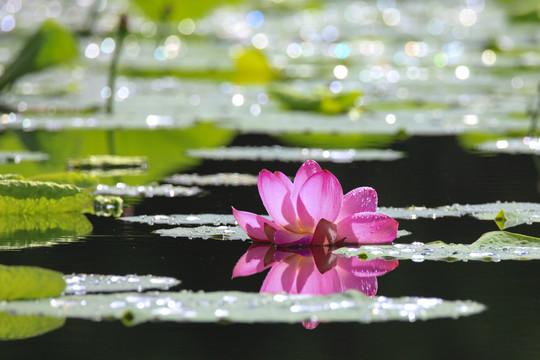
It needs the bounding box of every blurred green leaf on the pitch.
[0,19,78,91]
[29,172,99,189]
[0,265,66,301]
[0,312,65,341]
[131,0,246,21]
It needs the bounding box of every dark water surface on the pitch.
[0,135,539,360]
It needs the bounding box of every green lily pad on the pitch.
[0,290,485,326]
[0,265,65,301]
[164,173,258,186]
[64,274,180,295]
[156,225,251,240]
[0,312,65,341]
[29,172,99,189]
[123,213,238,226]
[187,146,403,162]
[475,137,540,155]
[67,155,148,171]
[0,212,92,250]
[0,180,93,214]
[0,152,49,164]
[334,231,540,262]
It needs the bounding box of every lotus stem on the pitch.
[106,14,128,115]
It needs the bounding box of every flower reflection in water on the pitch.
[233,244,399,329]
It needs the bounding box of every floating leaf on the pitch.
[123,213,238,226]
[233,48,276,84]
[164,173,258,186]
[67,155,148,171]
[156,225,251,240]
[0,152,49,164]
[93,195,124,217]
[29,172,98,189]
[0,213,92,250]
[131,0,245,22]
[475,137,540,155]
[0,180,93,214]
[187,146,403,162]
[0,174,24,180]
[0,290,485,326]
[0,19,78,91]
[334,231,540,262]
[380,202,540,228]
[0,265,66,301]
[64,274,180,295]
[269,83,361,114]
[0,313,65,341]
[94,183,201,198]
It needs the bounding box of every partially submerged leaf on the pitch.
[0,312,65,341]
[334,231,540,262]
[0,265,66,301]
[94,183,201,198]
[187,146,403,162]
[0,290,485,326]
[164,173,258,186]
[0,180,93,214]
[64,274,180,295]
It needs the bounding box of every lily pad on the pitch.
[0,180,93,214]
[379,202,540,228]
[475,137,540,155]
[64,274,180,295]
[334,231,540,262]
[0,265,66,301]
[0,313,65,341]
[0,152,49,164]
[93,195,124,217]
[122,213,238,226]
[94,183,201,198]
[67,155,148,171]
[187,146,404,162]
[29,172,99,189]
[164,173,258,186]
[0,290,485,326]
[156,225,250,240]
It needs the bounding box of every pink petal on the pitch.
[296,171,343,232]
[274,171,293,192]
[336,212,399,244]
[232,245,274,278]
[257,170,299,231]
[273,230,312,246]
[232,207,279,242]
[336,187,378,223]
[302,321,319,330]
[310,218,338,246]
[291,160,323,206]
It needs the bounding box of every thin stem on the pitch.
[528,81,540,137]
[106,14,128,115]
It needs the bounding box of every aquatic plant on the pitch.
[232,160,398,246]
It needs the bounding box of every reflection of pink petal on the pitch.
[296,262,342,295]
[311,245,338,274]
[232,208,279,242]
[337,212,398,244]
[257,170,298,231]
[273,230,311,246]
[297,171,343,232]
[261,255,300,293]
[232,245,273,278]
[335,268,378,296]
[302,320,319,330]
[336,187,378,222]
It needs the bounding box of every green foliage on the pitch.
[93,195,124,217]
[269,83,361,114]
[0,180,93,213]
[474,230,540,248]
[0,265,66,301]
[0,19,78,91]
[131,0,246,21]
[233,48,276,83]
[0,312,65,341]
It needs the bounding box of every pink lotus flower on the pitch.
[232,160,398,246]
[232,244,399,329]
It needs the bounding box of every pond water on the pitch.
[0,0,539,359]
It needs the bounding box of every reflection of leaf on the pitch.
[0,290,485,326]
[335,231,540,262]
[0,180,93,214]
[0,312,65,341]
[0,213,92,250]
[0,265,65,301]
[0,20,78,91]
[269,83,361,114]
